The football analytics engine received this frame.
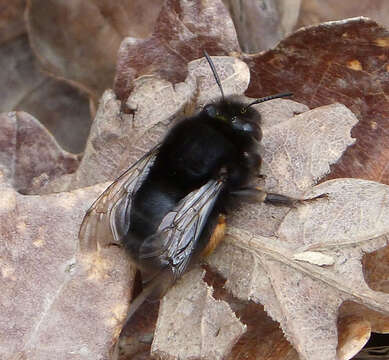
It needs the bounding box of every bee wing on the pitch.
[139,179,224,282]
[79,145,160,253]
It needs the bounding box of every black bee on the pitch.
[79,51,321,326]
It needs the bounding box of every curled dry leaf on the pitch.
[114,0,240,102]
[337,301,389,360]
[0,111,79,193]
[0,177,133,359]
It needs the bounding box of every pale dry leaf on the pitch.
[202,267,299,360]
[151,268,246,360]
[209,179,389,360]
[0,178,133,359]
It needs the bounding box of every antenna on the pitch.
[243,92,293,112]
[203,50,225,101]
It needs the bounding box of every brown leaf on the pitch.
[0,111,79,193]
[17,77,92,154]
[363,245,389,293]
[204,266,299,360]
[0,0,26,44]
[337,301,389,360]
[243,17,389,185]
[114,0,240,102]
[0,178,133,359]
[26,0,162,104]
[0,34,92,153]
[0,35,45,112]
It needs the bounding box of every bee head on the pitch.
[203,98,262,140]
[203,51,292,141]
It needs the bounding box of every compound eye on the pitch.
[232,116,253,133]
[204,104,217,118]
[242,123,253,132]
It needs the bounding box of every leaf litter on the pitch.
[1,5,389,359]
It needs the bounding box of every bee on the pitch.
[79,51,323,327]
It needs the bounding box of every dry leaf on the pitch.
[240,18,389,356]
[0,111,79,193]
[3,9,389,358]
[147,67,360,359]
[297,1,389,30]
[337,301,389,360]
[208,179,389,360]
[152,268,246,360]
[26,0,162,104]
[0,0,25,44]
[243,17,389,185]
[222,0,301,53]
[114,0,240,102]
[0,32,91,153]
[41,55,250,193]
[229,102,358,237]
[0,177,133,359]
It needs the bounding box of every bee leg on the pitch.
[231,187,327,207]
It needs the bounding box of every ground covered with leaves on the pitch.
[1,1,389,360]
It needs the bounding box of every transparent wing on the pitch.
[139,179,224,282]
[79,145,160,253]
